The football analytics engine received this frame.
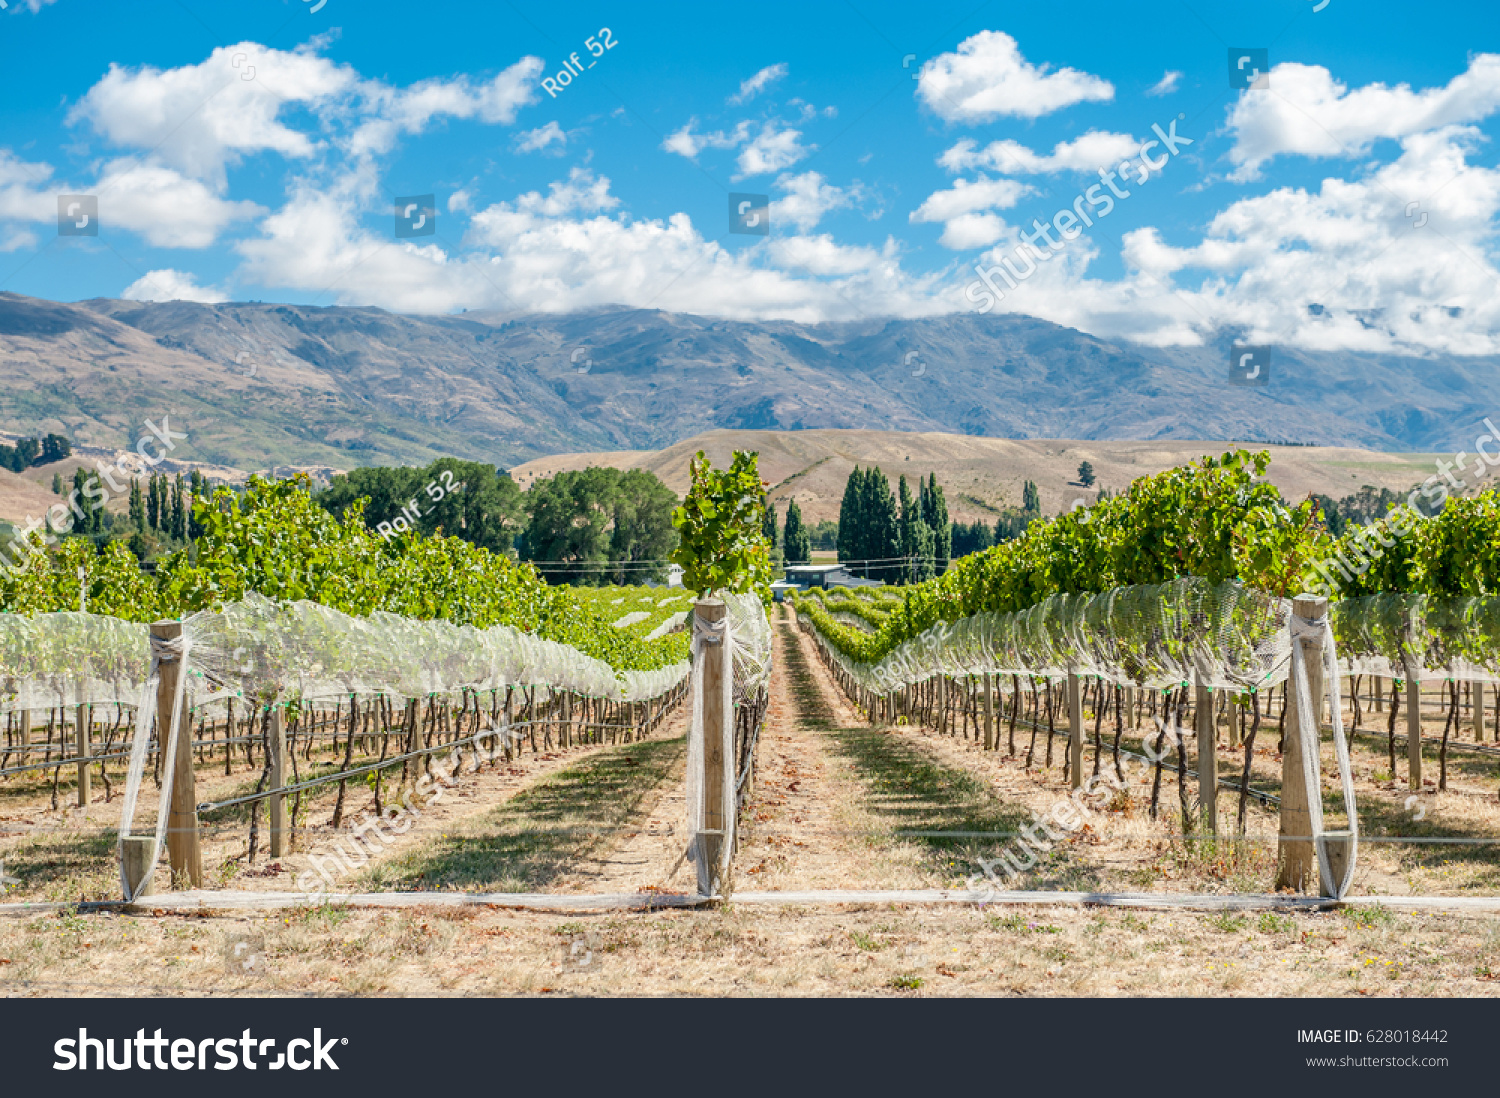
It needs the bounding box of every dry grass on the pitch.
[3,901,1500,997]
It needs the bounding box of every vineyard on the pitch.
[0,446,1498,986]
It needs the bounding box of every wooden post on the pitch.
[153,620,201,889]
[1405,605,1423,789]
[268,704,287,858]
[1067,672,1083,789]
[937,675,947,734]
[121,835,155,899]
[1406,677,1423,789]
[1196,681,1217,834]
[1227,695,1241,749]
[1474,681,1487,743]
[696,599,729,895]
[1277,594,1325,893]
[1373,674,1383,712]
[982,674,995,752]
[18,709,29,771]
[75,703,91,806]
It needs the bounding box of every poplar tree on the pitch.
[783,498,812,565]
[923,472,951,574]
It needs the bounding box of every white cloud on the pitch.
[729,63,787,105]
[939,131,1141,175]
[237,167,947,323]
[910,176,1030,248]
[0,149,257,248]
[1227,55,1500,177]
[735,122,813,178]
[916,30,1113,123]
[1146,70,1182,97]
[768,233,889,276]
[347,56,544,159]
[661,116,812,177]
[69,43,544,184]
[770,171,859,232]
[515,121,567,153]
[661,118,751,159]
[97,160,262,248]
[122,268,230,303]
[971,127,1500,354]
[70,44,357,186]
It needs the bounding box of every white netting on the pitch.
[811,579,1294,695]
[684,592,772,897]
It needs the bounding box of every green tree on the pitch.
[51,472,63,495]
[922,473,950,573]
[860,467,901,582]
[146,475,161,532]
[129,479,146,534]
[1078,461,1096,488]
[783,497,812,565]
[41,434,71,465]
[837,466,866,566]
[671,450,773,599]
[606,469,679,585]
[319,458,524,554]
[898,475,934,584]
[518,467,620,585]
[171,474,187,541]
[1022,479,1041,514]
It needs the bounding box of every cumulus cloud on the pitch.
[1146,70,1182,97]
[735,122,813,178]
[939,131,1141,175]
[917,30,1113,123]
[970,126,1500,354]
[122,268,230,303]
[1227,55,1500,177]
[236,166,946,322]
[68,43,544,184]
[729,63,787,105]
[910,177,1030,249]
[661,118,751,159]
[515,121,567,153]
[69,44,357,186]
[770,171,860,232]
[96,160,262,248]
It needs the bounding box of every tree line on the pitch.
[318,459,678,585]
[1,433,70,473]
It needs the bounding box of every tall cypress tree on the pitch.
[129,479,146,533]
[171,474,186,541]
[188,470,205,540]
[923,473,951,574]
[862,467,900,582]
[1022,479,1041,514]
[783,498,812,565]
[146,475,161,532]
[836,466,865,566]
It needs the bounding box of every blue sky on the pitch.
[2,0,1498,353]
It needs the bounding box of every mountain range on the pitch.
[1,292,1495,476]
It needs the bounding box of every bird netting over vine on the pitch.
[0,592,689,716]
[804,579,1500,695]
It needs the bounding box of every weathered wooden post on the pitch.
[75,703,91,806]
[1473,681,1487,743]
[1404,604,1423,790]
[1277,595,1325,892]
[696,599,729,896]
[122,835,155,899]
[268,703,287,858]
[153,620,201,889]
[1373,675,1383,712]
[983,674,995,752]
[1196,679,1217,834]
[1067,672,1083,789]
[937,675,947,734]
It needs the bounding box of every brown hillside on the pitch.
[509,428,1442,525]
